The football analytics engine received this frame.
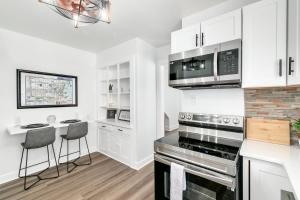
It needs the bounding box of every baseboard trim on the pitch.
[133,154,154,170]
[0,147,97,185]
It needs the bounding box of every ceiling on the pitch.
[0,0,227,53]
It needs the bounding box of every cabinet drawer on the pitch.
[98,123,112,131]
[112,126,131,135]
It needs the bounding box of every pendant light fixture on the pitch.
[39,0,111,28]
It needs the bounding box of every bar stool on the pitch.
[18,127,60,190]
[58,122,92,173]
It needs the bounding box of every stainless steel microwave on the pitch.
[169,39,242,89]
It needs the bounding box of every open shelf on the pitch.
[97,59,131,122]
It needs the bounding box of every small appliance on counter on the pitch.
[154,112,244,200]
[169,39,241,89]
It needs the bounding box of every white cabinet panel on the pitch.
[250,159,294,200]
[242,0,287,88]
[288,0,300,86]
[98,124,112,153]
[201,9,241,46]
[171,24,200,54]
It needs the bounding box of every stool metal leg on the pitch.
[24,149,28,190]
[85,136,92,165]
[19,145,60,190]
[58,138,64,164]
[51,144,60,177]
[18,147,25,178]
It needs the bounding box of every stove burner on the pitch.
[178,136,239,161]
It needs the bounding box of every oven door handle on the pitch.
[213,48,218,81]
[155,154,236,190]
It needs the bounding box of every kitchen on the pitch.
[0,0,299,200]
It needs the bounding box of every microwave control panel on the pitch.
[218,48,239,75]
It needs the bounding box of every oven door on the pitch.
[169,47,218,87]
[155,154,238,200]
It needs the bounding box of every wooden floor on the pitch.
[0,153,154,200]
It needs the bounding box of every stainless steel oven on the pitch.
[155,154,240,200]
[169,39,241,89]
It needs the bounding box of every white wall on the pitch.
[156,45,182,139]
[182,0,260,27]
[181,89,245,116]
[0,28,97,184]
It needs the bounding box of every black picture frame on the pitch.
[17,69,78,109]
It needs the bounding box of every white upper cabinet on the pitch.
[171,24,200,54]
[201,9,242,47]
[242,0,287,88]
[287,0,300,86]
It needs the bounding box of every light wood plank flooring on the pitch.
[0,153,154,200]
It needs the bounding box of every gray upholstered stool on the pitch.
[58,122,92,173]
[18,127,59,190]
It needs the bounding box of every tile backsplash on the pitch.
[245,87,300,144]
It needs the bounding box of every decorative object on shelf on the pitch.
[107,109,117,119]
[17,69,78,109]
[118,109,130,122]
[39,0,112,28]
[46,115,57,124]
[292,119,300,145]
[109,84,113,93]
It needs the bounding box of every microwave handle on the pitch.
[213,48,218,81]
[155,154,235,190]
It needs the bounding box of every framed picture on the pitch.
[118,110,130,122]
[107,109,117,119]
[17,69,78,109]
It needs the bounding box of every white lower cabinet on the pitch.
[98,123,132,166]
[244,158,295,200]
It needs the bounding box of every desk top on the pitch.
[7,121,92,135]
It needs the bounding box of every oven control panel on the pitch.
[178,112,244,128]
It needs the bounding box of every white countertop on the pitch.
[240,139,300,200]
[97,119,132,129]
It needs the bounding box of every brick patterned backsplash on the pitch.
[244,87,300,144]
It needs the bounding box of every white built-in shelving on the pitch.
[96,58,132,123]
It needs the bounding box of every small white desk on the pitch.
[7,122,88,135]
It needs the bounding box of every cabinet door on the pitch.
[287,0,300,85]
[201,9,241,47]
[98,125,111,152]
[242,0,287,88]
[171,24,200,54]
[250,160,294,200]
[112,127,132,164]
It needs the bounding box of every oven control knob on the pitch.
[233,118,240,125]
[187,115,192,120]
[180,114,186,120]
[223,118,230,124]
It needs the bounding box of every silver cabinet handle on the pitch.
[118,129,123,132]
[154,154,235,190]
[213,48,218,81]
[195,34,199,47]
[201,33,205,46]
[279,59,283,77]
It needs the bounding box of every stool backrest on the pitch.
[25,127,55,149]
[66,122,88,140]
